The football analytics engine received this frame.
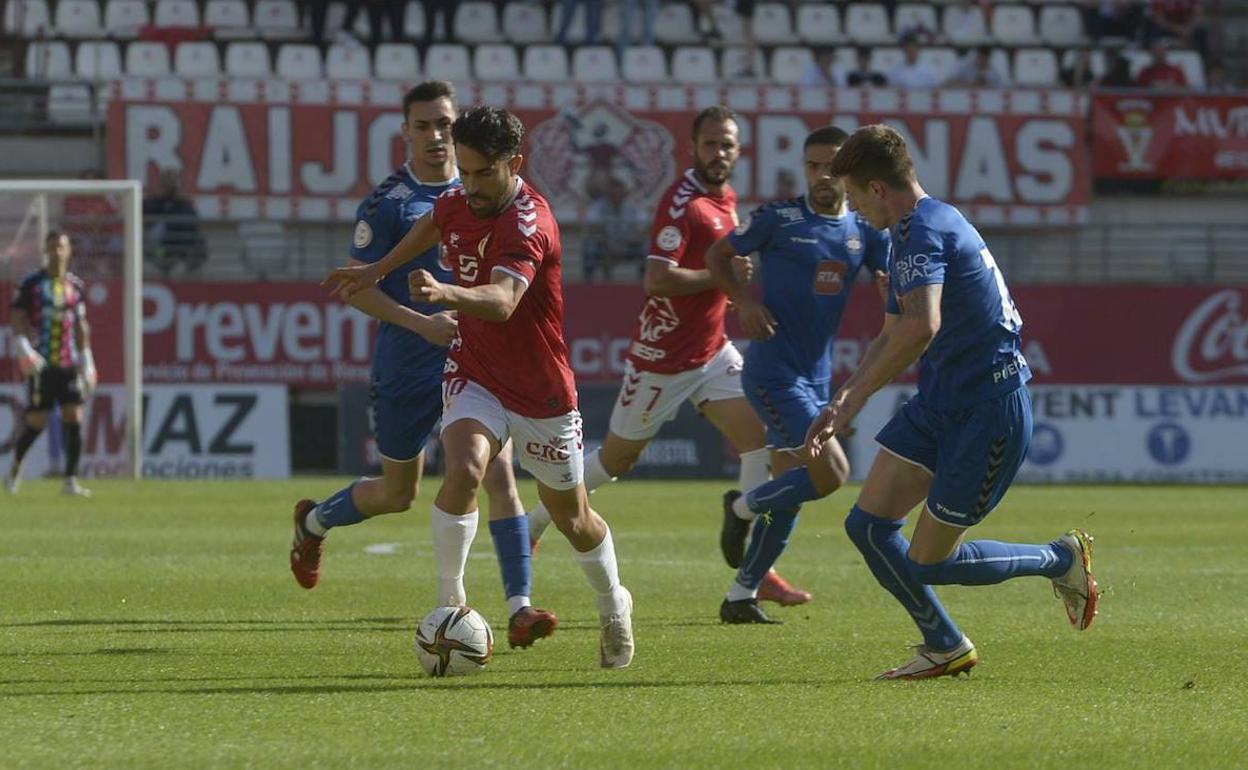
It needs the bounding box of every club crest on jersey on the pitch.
[638,296,679,343]
[656,225,682,252]
[846,235,862,254]
[353,221,373,248]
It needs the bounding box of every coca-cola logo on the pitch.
[1172,289,1248,383]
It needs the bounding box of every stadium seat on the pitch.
[709,3,746,45]
[572,46,619,82]
[402,1,425,39]
[796,4,841,45]
[55,0,103,40]
[325,42,370,79]
[869,47,905,76]
[104,0,149,39]
[125,41,172,76]
[917,47,960,84]
[894,4,939,39]
[770,46,814,84]
[275,43,323,79]
[174,41,221,76]
[454,1,501,43]
[1039,5,1085,46]
[943,4,988,45]
[76,40,123,79]
[1060,48,1107,79]
[424,44,470,81]
[550,0,590,43]
[324,2,371,39]
[155,0,200,28]
[991,5,1038,46]
[204,0,251,38]
[473,43,520,81]
[752,3,792,45]
[224,41,271,77]
[722,48,765,79]
[500,1,545,44]
[254,0,301,39]
[671,46,717,84]
[523,45,569,81]
[5,0,52,37]
[621,46,667,83]
[1013,48,1058,86]
[374,43,419,80]
[654,3,698,45]
[845,4,892,45]
[25,40,71,78]
[1122,48,1152,78]
[48,83,95,125]
[1168,49,1206,88]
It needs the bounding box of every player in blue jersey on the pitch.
[705,126,890,624]
[804,124,1098,678]
[289,82,557,650]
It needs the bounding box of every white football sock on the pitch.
[528,504,553,541]
[727,581,758,602]
[733,493,756,521]
[304,510,328,537]
[530,449,616,542]
[431,506,479,606]
[738,447,770,493]
[506,595,530,616]
[574,525,624,617]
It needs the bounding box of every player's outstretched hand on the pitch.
[14,336,46,377]
[324,263,381,300]
[736,298,776,340]
[804,391,860,455]
[409,269,447,304]
[731,254,754,285]
[421,311,459,347]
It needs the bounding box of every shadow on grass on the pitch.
[2,617,408,628]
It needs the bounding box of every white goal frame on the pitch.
[1,180,143,479]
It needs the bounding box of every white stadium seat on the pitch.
[326,42,370,79]
[894,4,938,39]
[155,0,200,28]
[943,4,988,45]
[473,43,520,81]
[126,41,172,76]
[1168,49,1206,88]
[56,0,103,39]
[796,4,840,45]
[204,0,251,37]
[621,46,667,83]
[770,46,814,84]
[722,47,765,78]
[500,1,545,44]
[752,3,792,45]
[5,0,52,37]
[654,3,698,44]
[76,40,123,79]
[869,47,905,76]
[375,43,419,80]
[402,1,425,39]
[1061,48,1107,79]
[174,41,221,76]
[991,5,1038,46]
[1013,48,1058,86]
[1039,5,1085,46]
[917,47,960,84]
[845,3,892,45]
[104,0,149,39]
[709,3,746,45]
[48,83,95,124]
[275,43,323,79]
[25,40,71,78]
[423,44,470,81]
[224,41,270,77]
[572,46,619,82]
[454,1,501,43]
[523,44,569,81]
[671,46,717,84]
[253,0,301,39]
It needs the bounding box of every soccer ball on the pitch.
[414,606,494,677]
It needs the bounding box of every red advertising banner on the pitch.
[1092,92,1248,180]
[65,281,1248,388]
[106,82,1089,226]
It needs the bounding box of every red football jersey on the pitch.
[627,169,738,374]
[432,179,577,418]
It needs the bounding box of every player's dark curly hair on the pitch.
[451,106,525,163]
[692,105,738,139]
[403,80,455,116]
[804,125,850,150]
[828,124,916,189]
[45,229,68,243]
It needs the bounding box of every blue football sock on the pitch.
[489,516,532,602]
[844,505,963,651]
[735,507,800,590]
[313,482,366,530]
[909,539,1074,585]
[745,467,821,514]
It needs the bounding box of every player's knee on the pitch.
[906,555,952,585]
[810,458,850,497]
[382,487,415,513]
[443,456,486,495]
[843,505,877,550]
[601,446,640,477]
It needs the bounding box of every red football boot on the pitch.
[757,569,811,606]
[507,606,558,649]
[289,499,324,589]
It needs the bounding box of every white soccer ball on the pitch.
[414,606,494,677]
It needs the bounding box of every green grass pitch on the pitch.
[3,479,1247,769]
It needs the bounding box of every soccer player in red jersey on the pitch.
[327,106,634,668]
[526,105,811,609]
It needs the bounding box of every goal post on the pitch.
[0,179,143,479]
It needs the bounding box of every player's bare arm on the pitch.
[705,237,775,340]
[642,258,717,298]
[341,259,458,347]
[410,266,527,323]
[11,308,45,375]
[325,212,441,299]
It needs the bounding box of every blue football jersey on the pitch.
[729,196,890,384]
[350,166,458,398]
[886,197,1030,410]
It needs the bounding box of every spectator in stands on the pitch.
[688,0,758,75]
[1099,52,1137,88]
[420,0,455,46]
[142,169,207,277]
[846,46,887,88]
[556,0,602,45]
[304,0,332,43]
[889,34,941,89]
[1147,0,1208,60]
[1084,1,1146,44]
[690,0,722,43]
[1204,60,1237,92]
[950,46,1008,88]
[1060,49,1098,89]
[801,48,845,87]
[1136,40,1188,89]
[582,177,647,282]
[616,0,658,61]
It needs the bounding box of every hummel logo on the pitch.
[669,207,686,219]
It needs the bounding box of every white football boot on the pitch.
[876,635,979,680]
[1052,529,1099,630]
[62,476,92,497]
[599,586,634,669]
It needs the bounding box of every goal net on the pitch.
[0,180,142,479]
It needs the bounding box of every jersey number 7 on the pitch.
[979,248,1022,331]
